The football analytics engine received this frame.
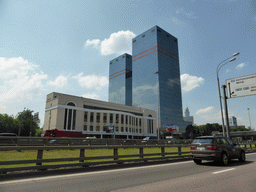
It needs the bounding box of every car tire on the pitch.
[193,159,202,164]
[221,153,228,166]
[238,151,246,162]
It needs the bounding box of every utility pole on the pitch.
[222,85,230,138]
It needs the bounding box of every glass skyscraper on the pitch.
[109,53,132,106]
[132,26,186,131]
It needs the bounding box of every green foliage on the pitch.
[0,109,40,136]
[231,127,250,132]
[185,123,222,137]
[35,128,44,137]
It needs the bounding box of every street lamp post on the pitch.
[216,52,239,136]
[247,108,252,130]
[155,71,160,140]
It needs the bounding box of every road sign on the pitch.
[226,74,256,98]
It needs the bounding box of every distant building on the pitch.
[109,53,132,106]
[131,25,187,132]
[43,92,156,139]
[183,106,194,125]
[229,116,237,127]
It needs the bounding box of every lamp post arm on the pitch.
[216,56,233,73]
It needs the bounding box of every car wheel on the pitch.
[221,153,228,166]
[238,151,246,162]
[193,159,202,164]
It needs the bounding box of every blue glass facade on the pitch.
[132,26,186,131]
[109,53,132,106]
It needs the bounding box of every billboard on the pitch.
[105,126,114,133]
[164,124,179,132]
[226,74,256,98]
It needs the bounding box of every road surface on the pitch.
[0,153,256,192]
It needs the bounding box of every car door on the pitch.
[221,137,234,158]
[226,137,240,158]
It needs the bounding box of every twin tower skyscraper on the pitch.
[109,26,187,131]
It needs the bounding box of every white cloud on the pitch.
[196,106,214,115]
[225,69,230,73]
[47,75,68,87]
[171,17,185,25]
[236,63,246,69]
[82,93,99,100]
[180,74,204,92]
[85,30,136,55]
[0,57,47,105]
[85,39,101,49]
[176,7,198,19]
[73,73,108,90]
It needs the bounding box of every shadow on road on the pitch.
[0,158,193,182]
[195,160,253,167]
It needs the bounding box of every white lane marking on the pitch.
[0,160,193,185]
[212,168,235,174]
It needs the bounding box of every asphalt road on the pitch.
[1,153,256,192]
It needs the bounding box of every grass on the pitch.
[0,147,190,168]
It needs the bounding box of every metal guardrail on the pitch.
[0,137,255,174]
[0,137,193,146]
[0,144,191,174]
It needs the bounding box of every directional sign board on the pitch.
[226,74,256,98]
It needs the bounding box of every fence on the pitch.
[0,137,255,174]
[0,137,193,146]
[0,144,192,174]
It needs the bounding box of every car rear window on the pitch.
[192,138,213,144]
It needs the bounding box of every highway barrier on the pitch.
[0,137,255,174]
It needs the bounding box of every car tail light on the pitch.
[190,146,195,150]
[207,145,217,150]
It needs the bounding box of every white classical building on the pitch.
[43,92,157,139]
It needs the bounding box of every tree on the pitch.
[17,109,40,136]
[185,125,194,139]
[0,113,19,134]
[193,123,222,136]
[35,128,44,137]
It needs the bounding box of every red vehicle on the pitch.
[42,129,82,138]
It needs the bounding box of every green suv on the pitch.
[190,136,246,165]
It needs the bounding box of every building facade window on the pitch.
[84,112,88,122]
[103,113,107,123]
[90,125,93,132]
[121,114,124,124]
[90,112,94,123]
[110,114,113,123]
[148,115,153,134]
[96,113,101,123]
[64,102,76,130]
[96,126,100,132]
[116,114,119,124]
[83,125,87,131]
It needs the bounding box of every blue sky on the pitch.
[0,0,255,129]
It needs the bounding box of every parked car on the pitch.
[142,136,158,144]
[190,136,246,165]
